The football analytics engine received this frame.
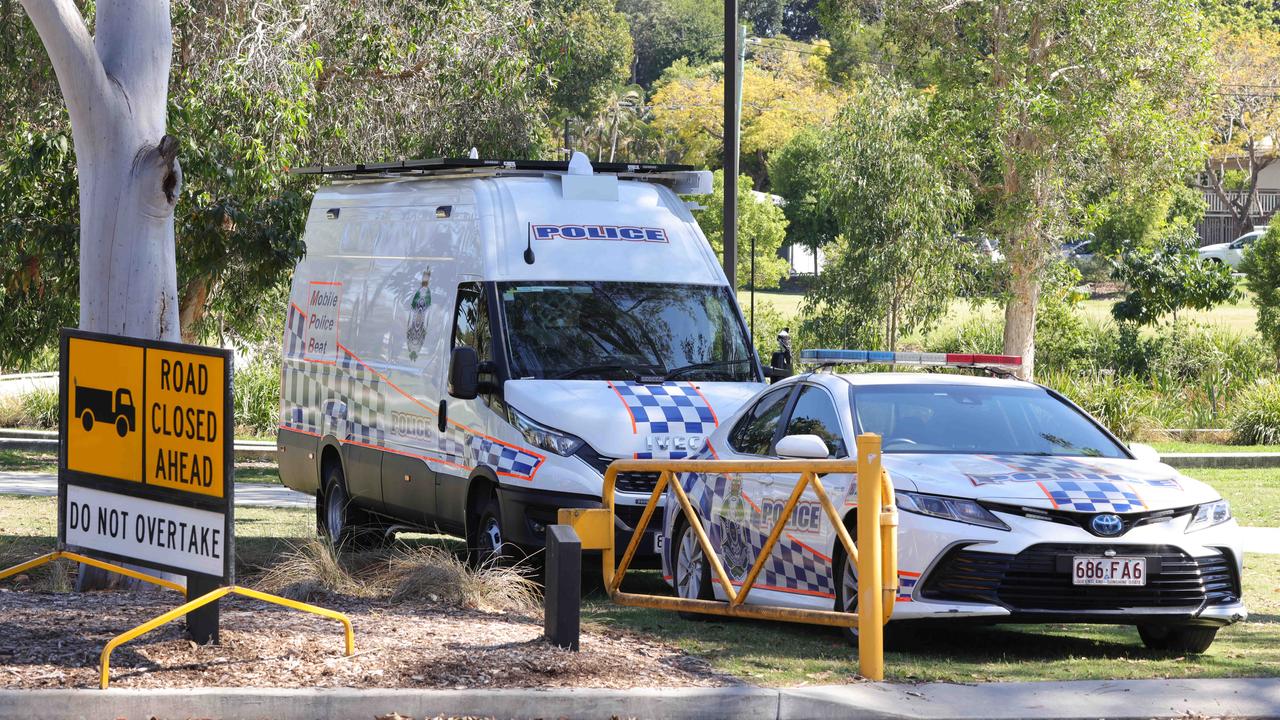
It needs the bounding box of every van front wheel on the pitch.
[468,494,511,567]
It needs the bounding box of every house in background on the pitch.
[1198,155,1280,246]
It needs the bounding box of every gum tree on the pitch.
[18,0,181,342]
[885,0,1212,378]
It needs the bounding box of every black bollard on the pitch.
[545,524,581,651]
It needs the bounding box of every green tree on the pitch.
[538,0,634,120]
[1111,226,1239,325]
[1241,225,1280,370]
[694,170,791,290]
[800,82,971,351]
[884,0,1213,378]
[768,127,838,274]
[618,0,723,87]
[0,0,580,363]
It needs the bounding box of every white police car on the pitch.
[662,350,1247,653]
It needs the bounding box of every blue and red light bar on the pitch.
[799,349,1023,369]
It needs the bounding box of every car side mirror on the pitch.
[776,434,830,459]
[448,346,480,400]
[1128,442,1161,463]
[765,366,792,383]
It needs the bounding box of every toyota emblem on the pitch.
[1090,513,1125,537]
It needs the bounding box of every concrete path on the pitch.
[2,677,1278,720]
[0,471,311,508]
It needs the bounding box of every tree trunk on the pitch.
[19,0,181,591]
[179,277,212,343]
[1003,255,1040,380]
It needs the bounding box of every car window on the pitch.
[728,386,792,456]
[452,283,492,361]
[852,384,1127,457]
[783,385,847,458]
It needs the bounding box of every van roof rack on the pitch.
[289,157,710,194]
[290,157,693,177]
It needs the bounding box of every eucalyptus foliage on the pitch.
[800,82,970,351]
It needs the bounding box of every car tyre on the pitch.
[468,494,511,568]
[81,411,94,432]
[673,516,714,620]
[115,416,129,437]
[320,464,385,550]
[1137,624,1218,654]
[832,528,860,646]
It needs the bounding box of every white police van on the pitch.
[277,154,766,561]
[665,349,1246,652]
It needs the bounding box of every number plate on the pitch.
[653,534,665,554]
[1072,556,1146,586]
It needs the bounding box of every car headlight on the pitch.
[509,407,585,456]
[1186,499,1232,532]
[897,491,1010,531]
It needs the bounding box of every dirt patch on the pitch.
[0,588,729,690]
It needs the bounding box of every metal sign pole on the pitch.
[723,0,739,289]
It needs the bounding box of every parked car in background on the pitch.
[1198,228,1266,270]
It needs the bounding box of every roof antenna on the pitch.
[469,147,479,159]
[524,222,536,265]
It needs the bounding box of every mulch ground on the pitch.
[0,588,732,690]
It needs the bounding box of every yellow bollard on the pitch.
[856,433,885,681]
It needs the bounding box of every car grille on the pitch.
[615,504,665,533]
[615,471,662,495]
[920,543,1240,611]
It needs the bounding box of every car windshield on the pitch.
[498,281,758,381]
[852,384,1127,458]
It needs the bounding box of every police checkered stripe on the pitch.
[898,575,918,601]
[336,351,387,444]
[709,517,833,596]
[636,451,692,460]
[1041,480,1145,513]
[286,303,307,359]
[437,427,468,465]
[611,381,717,435]
[467,436,543,479]
[281,364,323,433]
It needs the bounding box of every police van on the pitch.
[277,154,766,561]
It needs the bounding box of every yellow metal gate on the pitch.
[559,434,898,679]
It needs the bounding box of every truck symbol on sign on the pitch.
[75,381,136,437]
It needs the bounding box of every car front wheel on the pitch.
[1137,624,1218,654]
[673,516,714,620]
[833,532,859,645]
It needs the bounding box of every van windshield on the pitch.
[498,282,758,382]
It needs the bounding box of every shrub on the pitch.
[1111,227,1239,326]
[1231,382,1280,446]
[1040,370,1159,440]
[923,313,1003,355]
[1241,224,1280,370]
[0,387,59,429]
[234,353,281,438]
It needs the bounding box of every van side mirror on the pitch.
[765,366,792,383]
[448,346,480,400]
[776,434,830,459]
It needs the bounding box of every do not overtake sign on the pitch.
[58,329,234,582]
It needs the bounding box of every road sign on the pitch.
[58,328,234,583]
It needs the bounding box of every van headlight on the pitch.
[1186,499,1231,532]
[897,491,1010,531]
[509,407,585,456]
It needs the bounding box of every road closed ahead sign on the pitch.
[58,328,234,582]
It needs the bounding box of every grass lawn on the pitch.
[743,289,1261,338]
[1187,468,1280,528]
[584,553,1279,684]
[0,450,56,473]
[1152,441,1280,454]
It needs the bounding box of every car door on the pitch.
[701,384,795,599]
[746,383,851,606]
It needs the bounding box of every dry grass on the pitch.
[252,539,541,614]
[384,545,541,613]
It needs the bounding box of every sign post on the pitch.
[59,328,234,643]
[0,328,354,688]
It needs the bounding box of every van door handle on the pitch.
[438,400,447,432]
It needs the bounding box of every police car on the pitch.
[662,350,1247,653]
